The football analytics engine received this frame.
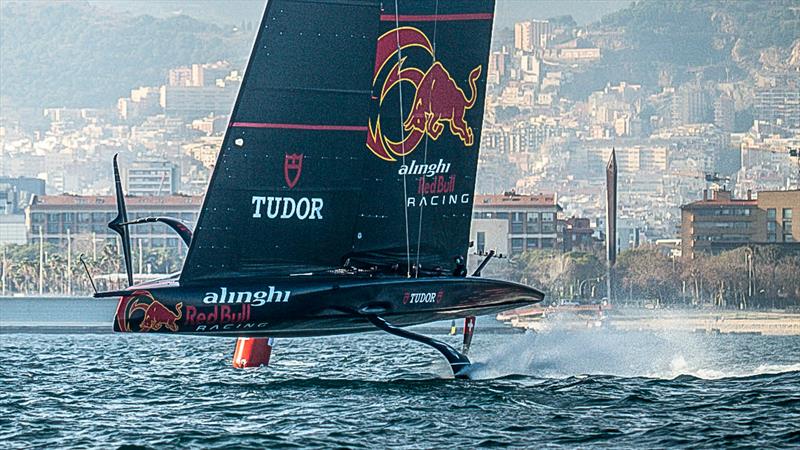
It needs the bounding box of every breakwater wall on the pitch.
[0,297,117,333]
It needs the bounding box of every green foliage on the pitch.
[602,1,722,66]
[484,249,605,300]
[1,241,183,295]
[617,245,800,309]
[482,244,800,309]
[2,242,59,262]
[3,240,798,308]
[615,246,681,303]
[547,15,578,29]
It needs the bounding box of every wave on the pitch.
[664,355,800,380]
[464,328,800,381]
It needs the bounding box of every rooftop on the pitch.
[474,192,561,209]
[682,199,757,209]
[681,189,757,210]
[30,194,203,208]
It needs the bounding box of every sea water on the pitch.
[1,329,798,448]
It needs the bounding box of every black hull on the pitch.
[113,277,543,338]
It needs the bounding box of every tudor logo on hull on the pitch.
[403,291,444,304]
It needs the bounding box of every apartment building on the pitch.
[26,195,202,252]
[680,188,800,259]
[470,192,563,256]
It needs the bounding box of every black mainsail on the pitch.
[180,0,495,284]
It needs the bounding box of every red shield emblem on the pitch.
[284,153,303,189]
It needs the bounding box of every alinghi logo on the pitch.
[397,159,451,178]
[203,286,291,307]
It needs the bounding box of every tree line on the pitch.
[3,240,799,310]
[482,245,800,310]
[1,239,183,296]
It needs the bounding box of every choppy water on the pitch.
[1,327,799,448]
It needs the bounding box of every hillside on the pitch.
[562,0,799,99]
[1,0,796,110]
[84,0,266,30]
[0,2,253,109]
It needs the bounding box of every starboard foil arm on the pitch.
[365,314,471,379]
[462,316,476,354]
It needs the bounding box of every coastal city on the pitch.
[2,1,800,448]
[1,7,799,306]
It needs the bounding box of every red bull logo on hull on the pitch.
[366,26,483,161]
[115,290,182,333]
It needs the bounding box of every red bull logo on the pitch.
[403,62,481,146]
[366,27,482,161]
[115,290,183,333]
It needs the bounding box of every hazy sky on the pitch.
[83,0,632,29]
[495,0,632,28]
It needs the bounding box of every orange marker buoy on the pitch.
[233,337,274,368]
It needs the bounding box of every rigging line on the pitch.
[394,0,411,278]
[413,0,439,276]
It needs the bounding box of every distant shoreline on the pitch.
[499,306,800,336]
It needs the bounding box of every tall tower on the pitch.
[605,148,617,301]
[514,22,533,52]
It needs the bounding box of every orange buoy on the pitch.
[233,337,274,368]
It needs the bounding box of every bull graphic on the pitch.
[403,63,481,146]
[130,299,182,332]
[366,26,484,161]
[126,293,183,332]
